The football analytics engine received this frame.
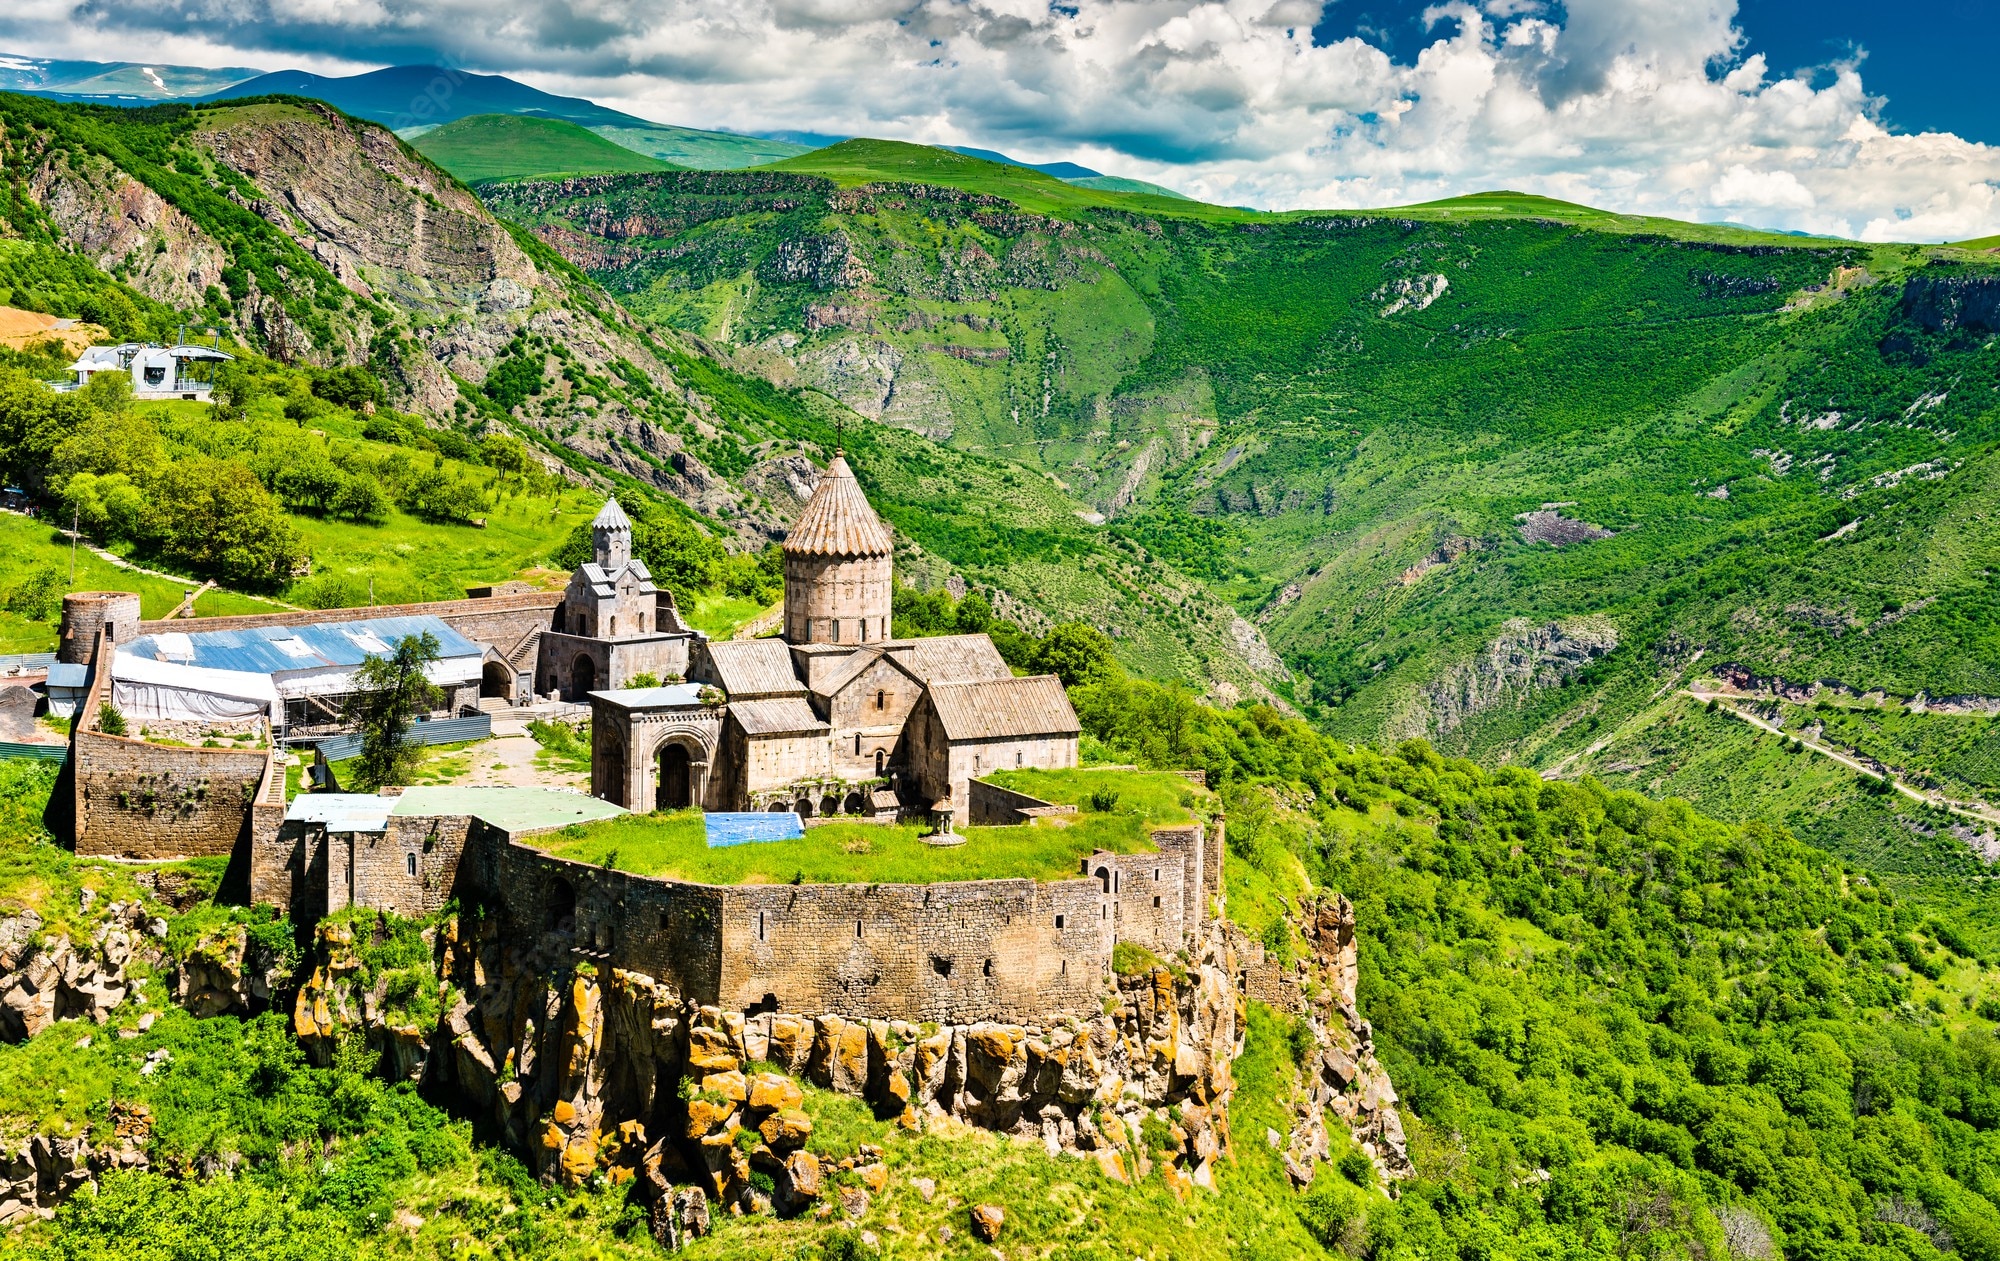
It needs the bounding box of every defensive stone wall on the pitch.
[70,630,281,859]
[446,818,1217,1025]
[964,778,1078,825]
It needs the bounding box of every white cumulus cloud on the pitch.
[7,0,1998,239]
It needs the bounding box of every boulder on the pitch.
[970,1203,1005,1242]
[758,1108,812,1151]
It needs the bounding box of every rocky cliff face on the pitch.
[1235,894,1414,1190]
[1395,616,1619,740]
[291,907,1251,1220]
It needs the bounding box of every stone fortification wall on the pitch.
[1091,849,1185,956]
[71,631,280,859]
[462,832,727,1005]
[446,817,1216,1025]
[59,592,141,666]
[964,778,1077,825]
[717,877,1108,1023]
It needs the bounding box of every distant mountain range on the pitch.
[0,53,1188,193]
[0,53,263,101]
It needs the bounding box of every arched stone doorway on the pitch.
[658,743,691,810]
[570,655,596,699]
[481,660,514,700]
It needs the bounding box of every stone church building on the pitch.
[589,452,1081,817]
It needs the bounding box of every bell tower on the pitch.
[782,452,894,646]
[593,498,632,570]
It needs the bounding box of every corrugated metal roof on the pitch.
[44,663,88,689]
[783,454,894,557]
[701,639,805,698]
[123,615,484,677]
[900,634,1011,683]
[926,674,1079,741]
[285,794,393,832]
[593,682,707,708]
[729,696,829,737]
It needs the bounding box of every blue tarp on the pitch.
[704,812,804,848]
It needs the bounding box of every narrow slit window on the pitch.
[876,689,885,710]
[1054,914,1065,930]
[855,919,863,938]
[405,852,416,877]
[1153,896,1162,909]
[758,911,766,941]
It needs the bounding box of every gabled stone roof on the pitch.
[701,639,806,698]
[783,454,893,558]
[925,674,1080,741]
[900,634,1010,684]
[729,696,830,737]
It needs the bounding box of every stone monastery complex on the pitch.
[51,453,1230,1028]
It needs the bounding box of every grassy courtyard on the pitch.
[527,808,1161,885]
[981,766,1214,825]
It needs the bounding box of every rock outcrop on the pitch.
[0,905,155,1043]
[1236,894,1413,1189]
[288,907,1251,1213]
[1397,616,1619,739]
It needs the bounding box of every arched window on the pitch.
[875,749,886,776]
[830,619,841,642]
[609,616,617,635]
[405,852,417,877]
[876,689,885,710]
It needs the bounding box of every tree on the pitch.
[346,633,443,790]
[51,408,162,483]
[1033,622,1118,687]
[146,456,302,590]
[329,473,389,525]
[211,362,259,421]
[3,564,64,622]
[481,433,528,474]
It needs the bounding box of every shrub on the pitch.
[97,703,127,736]
[1112,941,1163,975]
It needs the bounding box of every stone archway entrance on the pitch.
[481,660,514,700]
[658,743,691,810]
[570,655,596,700]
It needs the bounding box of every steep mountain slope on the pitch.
[478,152,2000,869]
[0,94,1275,696]
[412,114,676,182]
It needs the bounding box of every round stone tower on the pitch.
[783,452,894,645]
[58,591,142,665]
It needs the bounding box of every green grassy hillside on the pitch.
[479,157,2000,874]
[413,114,677,182]
[588,122,812,170]
[767,138,1244,219]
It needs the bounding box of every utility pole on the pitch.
[69,507,78,585]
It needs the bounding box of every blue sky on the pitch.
[1312,0,1998,143]
[5,0,1998,239]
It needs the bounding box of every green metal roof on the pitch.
[389,786,626,833]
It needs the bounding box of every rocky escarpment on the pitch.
[1237,894,1413,1190]
[1903,270,2000,335]
[1394,616,1619,740]
[292,907,1249,1226]
[0,903,165,1223]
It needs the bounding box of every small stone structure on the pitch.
[589,453,1080,818]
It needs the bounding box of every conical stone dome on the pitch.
[782,452,893,646]
[784,454,893,558]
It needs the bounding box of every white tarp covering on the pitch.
[111,654,280,724]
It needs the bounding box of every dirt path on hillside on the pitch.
[1684,689,2000,827]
